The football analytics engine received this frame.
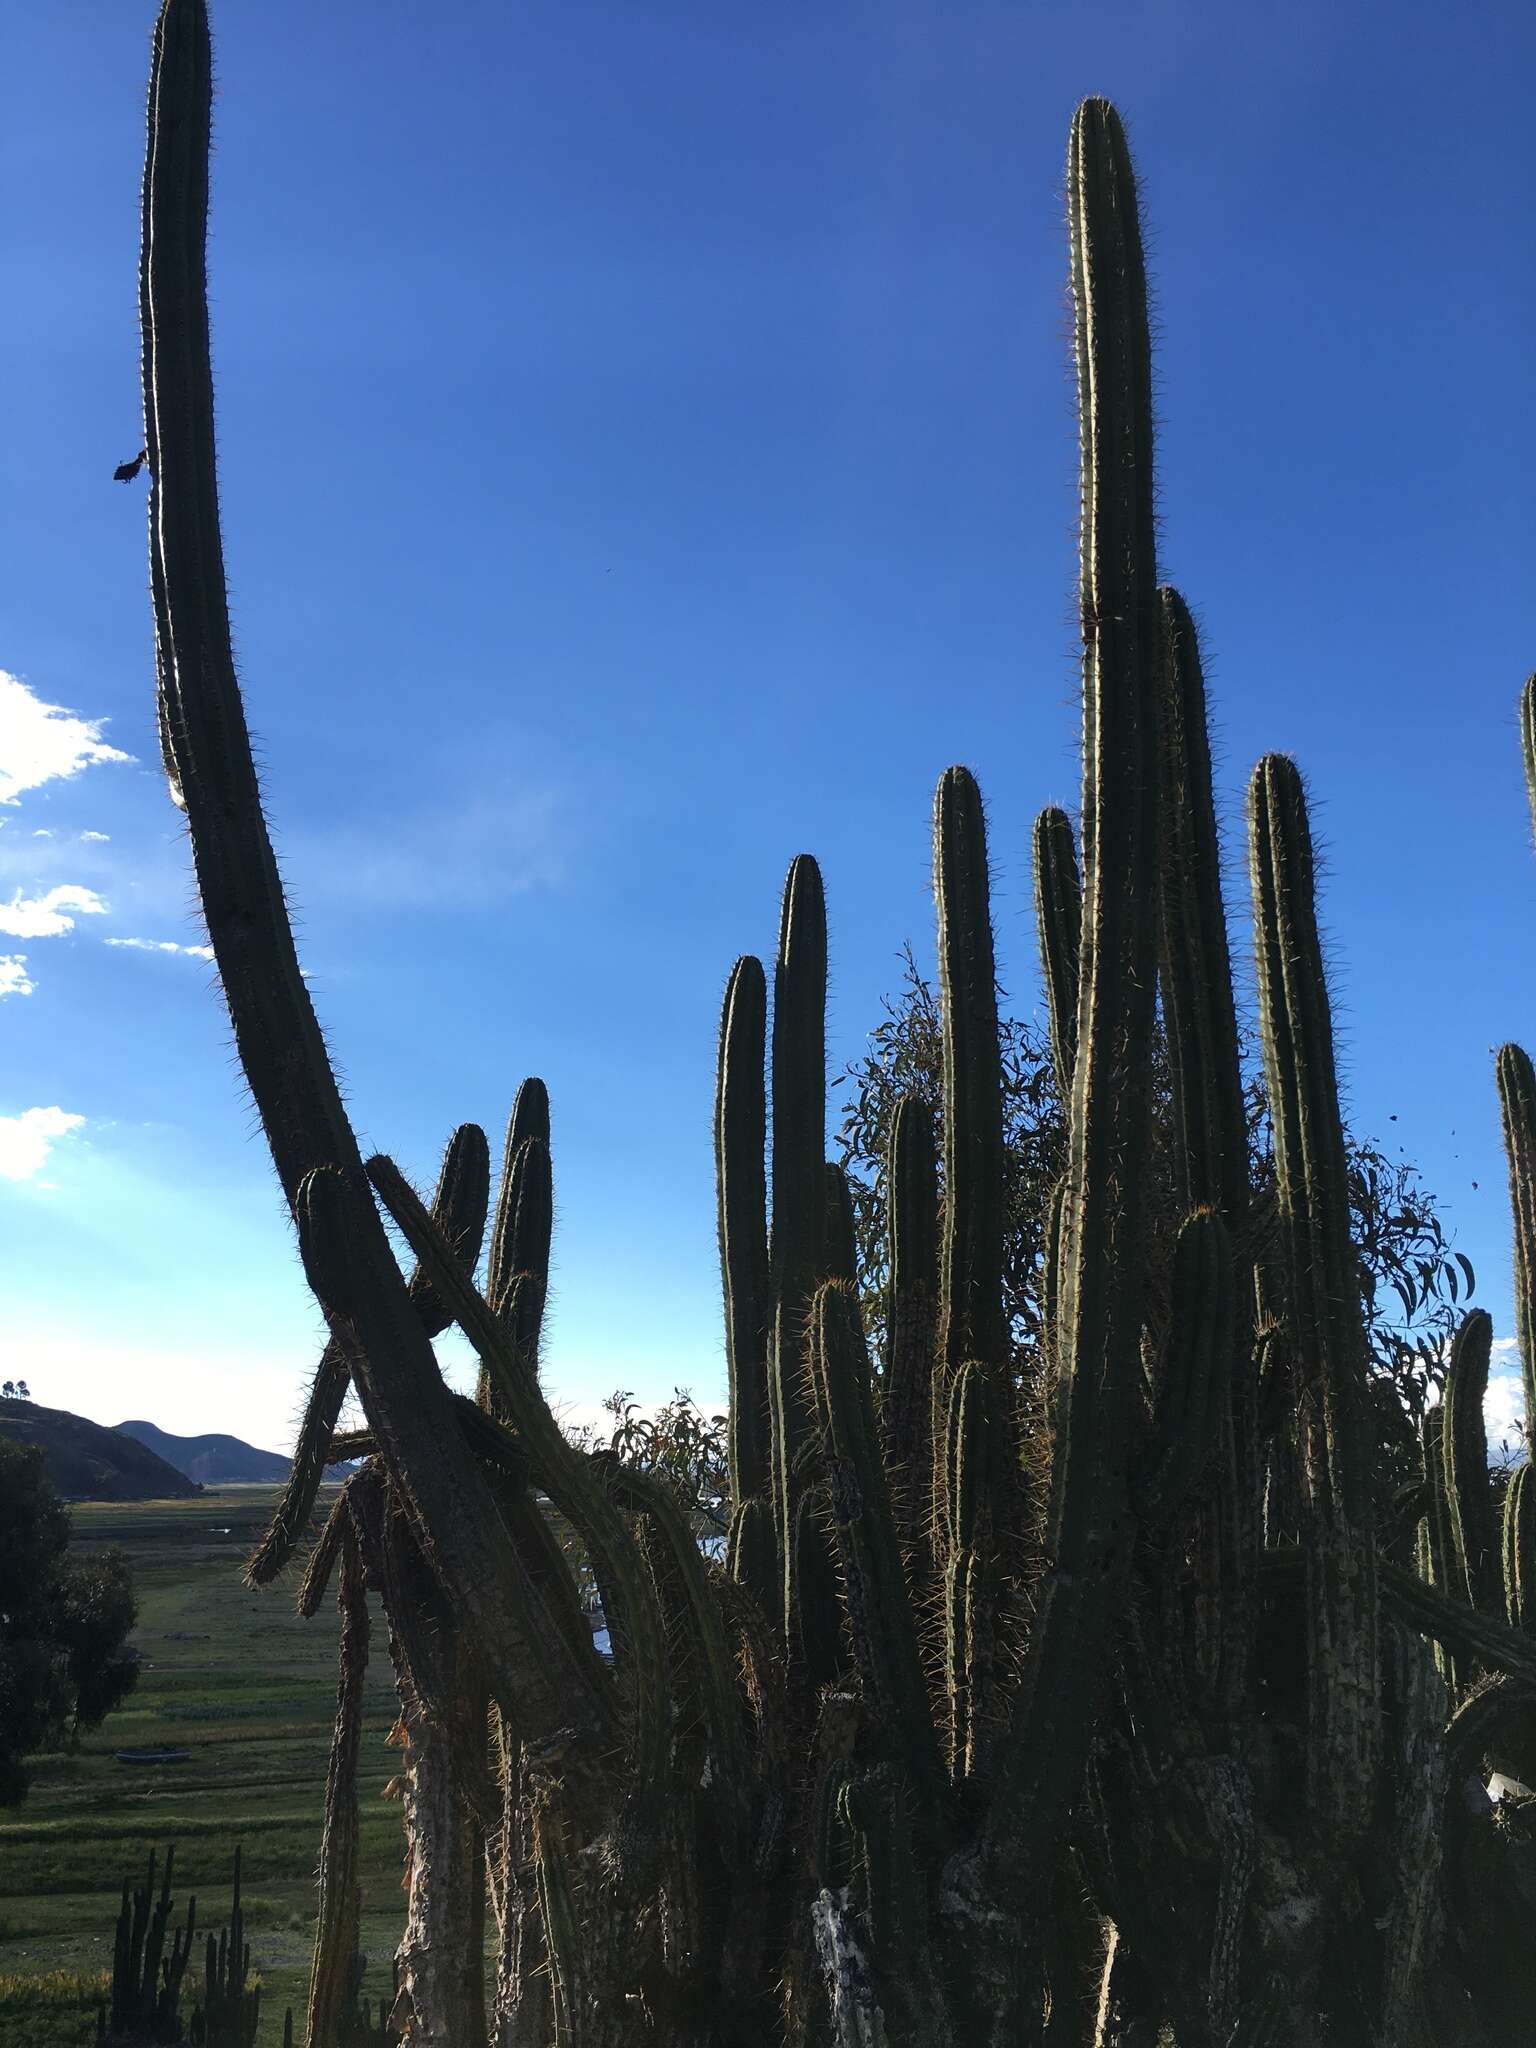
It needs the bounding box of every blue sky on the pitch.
[3,0,1534,1456]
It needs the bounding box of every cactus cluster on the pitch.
[129,4,1536,2042]
[99,1847,274,2048]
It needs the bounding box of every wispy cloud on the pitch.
[104,937,214,960]
[0,884,109,938]
[81,831,110,844]
[0,1106,84,1181]
[0,956,35,999]
[0,672,133,805]
[290,787,568,912]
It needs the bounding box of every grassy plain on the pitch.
[0,1487,406,2046]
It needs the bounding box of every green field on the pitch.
[0,1488,408,2046]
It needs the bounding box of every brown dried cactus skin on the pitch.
[304,1528,370,2048]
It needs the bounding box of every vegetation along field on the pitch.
[0,1488,406,2046]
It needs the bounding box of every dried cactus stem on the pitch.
[305,1527,369,2048]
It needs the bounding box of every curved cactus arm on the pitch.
[1495,1043,1536,1437]
[811,1281,945,1839]
[139,6,563,1756]
[1381,1559,1536,1684]
[363,1152,675,1833]
[296,1165,615,1748]
[716,958,771,1513]
[1442,1309,1501,1618]
[296,1478,355,1620]
[1520,674,1536,853]
[769,855,829,1627]
[305,1525,368,2048]
[969,95,1161,1911]
[1249,752,1381,1843]
[1032,805,1081,1103]
[248,1123,490,1587]
[1444,1671,1536,1782]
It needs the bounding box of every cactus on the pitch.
[1441,1309,1500,1620]
[305,1527,370,2048]
[1031,806,1081,1101]
[768,853,829,1632]
[105,1846,196,2044]
[129,13,1536,2041]
[880,1095,940,1565]
[716,957,771,1514]
[1249,752,1381,1847]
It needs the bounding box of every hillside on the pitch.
[117,1418,293,1485]
[0,1398,200,1501]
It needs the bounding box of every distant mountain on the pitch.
[0,1398,201,1501]
[115,1419,293,1485]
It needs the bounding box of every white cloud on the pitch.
[0,672,133,805]
[31,829,52,839]
[0,956,35,999]
[0,884,108,938]
[1486,1366,1526,1461]
[292,787,568,912]
[104,937,214,960]
[81,831,110,844]
[0,1106,85,1181]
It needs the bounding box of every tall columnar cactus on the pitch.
[130,13,1536,2042]
[1031,805,1081,1102]
[1440,1308,1500,1620]
[1497,1042,1536,1438]
[964,95,1162,1920]
[1249,753,1381,1847]
[768,854,829,1632]
[880,1093,939,1564]
[716,958,771,1513]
